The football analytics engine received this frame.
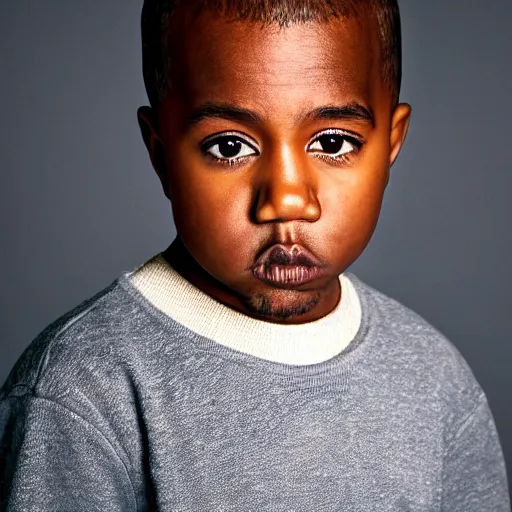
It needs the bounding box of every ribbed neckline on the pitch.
[128,253,361,366]
[116,268,374,389]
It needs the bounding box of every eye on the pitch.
[306,130,362,162]
[202,134,258,164]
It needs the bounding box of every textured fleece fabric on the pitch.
[0,270,510,511]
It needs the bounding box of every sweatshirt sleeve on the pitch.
[441,397,510,512]
[0,393,137,512]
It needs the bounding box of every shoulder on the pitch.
[346,272,485,417]
[1,275,154,403]
[0,276,157,496]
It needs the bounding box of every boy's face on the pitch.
[138,8,411,324]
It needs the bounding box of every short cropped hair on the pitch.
[141,0,402,108]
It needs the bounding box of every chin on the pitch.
[242,288,321,322]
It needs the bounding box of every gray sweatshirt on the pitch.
[0,271,510,511]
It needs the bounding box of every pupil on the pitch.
[320,134,343,154]
[219,137,242,158]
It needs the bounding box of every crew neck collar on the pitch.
[124,253,362,365]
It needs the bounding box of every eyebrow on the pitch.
[184,101,374,129]
[301,103,375,128]
[184,103,261,128]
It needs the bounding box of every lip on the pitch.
[250,244,327,287]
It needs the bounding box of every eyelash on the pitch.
[306,129,364,167]
[200,129,364,167]
[201,131,259,167]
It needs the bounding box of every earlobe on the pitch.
[389,103,412,167]
[137,106,170,199]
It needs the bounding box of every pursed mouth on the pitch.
[250,244,327,286]
[251,263,326,286]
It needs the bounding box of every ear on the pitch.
[137,106,170,200]
[389,103,412,167]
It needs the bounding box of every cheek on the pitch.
[320,148,389,252]
[175,173,248,225]
[169,169,253,266]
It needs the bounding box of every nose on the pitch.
[253,144,321,224]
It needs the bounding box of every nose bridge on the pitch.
[254,142,321,224]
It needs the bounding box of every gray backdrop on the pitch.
[1,0,511,489]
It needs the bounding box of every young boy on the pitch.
[1,0,510,510]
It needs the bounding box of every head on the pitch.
[137,0,411,324]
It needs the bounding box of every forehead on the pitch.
[166,9,383,119]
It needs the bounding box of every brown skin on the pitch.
[138,8,411,325]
